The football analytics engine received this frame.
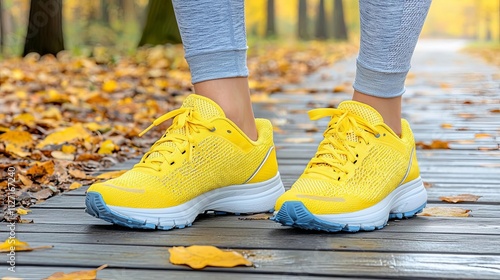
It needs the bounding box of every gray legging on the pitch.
[172,0,432,98]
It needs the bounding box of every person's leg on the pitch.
[273,0,432,232]
[353,0,432,135]
[85,0,285,230]
[173,0,257,140]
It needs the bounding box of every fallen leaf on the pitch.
[418,207,471,217]
[5,144,30,158]
[416,140,450,149]
[18,174,33,187]
[16,208,31,215]
[97,139,116,155]
[95,170,127,180]
[0,238,53,252]
[423,182,433,188]
[169,245,252,269]
[45,264,108,280]
[440,123,453,129]
[439,194,481,203]
[61,145,76,154]
[13,113,36,127]
[102,80,118,93]
[490,109,500,113]
[69,182,83,190]
[36,124,90,149]
[457,113,476,119]
[238,213,271,220]
[51,151,75,161]
[284,137,315,144]
[332,85,347,93]
[69,169,87,179]
[0,131,34,148]
[475,133,492,139]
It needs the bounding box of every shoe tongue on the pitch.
[337,101,384,125]
[311,101,383,177]
[180,94,226,120]
[146,94,225,164]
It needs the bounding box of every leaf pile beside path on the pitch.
[0,43,355,222]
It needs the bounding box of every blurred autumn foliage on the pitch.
[0,41,355,221]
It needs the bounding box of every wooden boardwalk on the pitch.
[3,40,500,279]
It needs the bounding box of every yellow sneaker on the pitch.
[273,101,427,232]
[86,94,284,230]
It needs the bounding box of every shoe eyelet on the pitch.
[375,134,381,138]
[353,160,357,164]
[181,150,186,154]
[337,177,341,181]
[209,127,216,132]
[170,162,175,165]
[227,130,232,134]
[383,133,386,136]
[356,154,359,157]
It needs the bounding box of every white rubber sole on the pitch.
[86,173,285,230]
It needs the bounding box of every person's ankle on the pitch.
[352,90,402,136]
[194,78,258,141]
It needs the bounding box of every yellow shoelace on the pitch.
[305,108,380,179]
[136,108,214,171]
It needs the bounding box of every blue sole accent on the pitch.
[272,201,427,233]
[85,192,179,230]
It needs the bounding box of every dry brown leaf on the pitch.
[44,264,108,280]
[51,151,75,161]
[439,194,481,203]
[69,169,87,179]
[238,213,271,220]
[169,245,252,269]
[457,113,476,119]
[418,207,471,217]
[490,109,500,113]
[0,238,53,252]
[284,137,315,144]
[18,174,33,187]
[95,170,127,180]
[423,182,433,188]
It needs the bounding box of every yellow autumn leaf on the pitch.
[95,170,127,180]
[61,145,76,154]
[11,69,25,81]
[69,182,82,190]
[37,124,90,149]
[97,139,116,155]
[169,245,253,269]
[0,131,34,148]
[16,208,31,215]
[102,80,118,93]
[0,238,52,252]
[440,123,453,129]
[5,144,30,158]
[13,113,36,127]
[45,264,108,280]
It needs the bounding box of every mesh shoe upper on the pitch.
[88,94,277,208]
[275,101,419,215]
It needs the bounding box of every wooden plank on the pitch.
[7,229,500,255]
[10,243,500,279]
[9,210,500,236]
[11,266,354,280]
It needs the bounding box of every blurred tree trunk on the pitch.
[100,0,110,25]
[138,0,181,46]
[120,0,136,22]
[0,0,4,53]
[332,0,348,40]
[22,0,64,56]
[266,0,276,37]
[315,0,327,39]
[298,0,308,40]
